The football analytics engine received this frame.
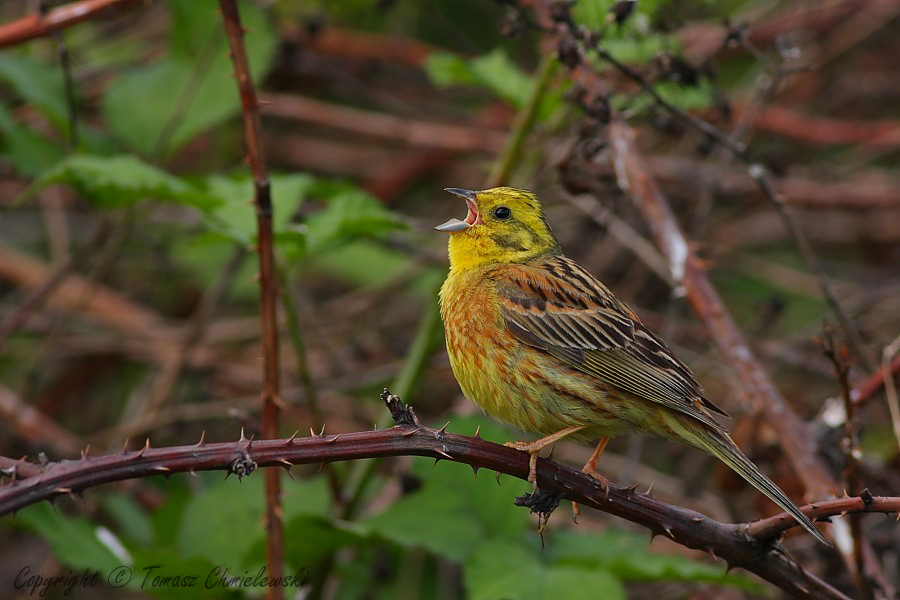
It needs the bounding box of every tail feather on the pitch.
[698,429,830,546]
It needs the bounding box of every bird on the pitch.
[435,186,828,545]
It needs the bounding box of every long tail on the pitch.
[694,428,830,546]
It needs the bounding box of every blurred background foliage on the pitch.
[1,0,898,598]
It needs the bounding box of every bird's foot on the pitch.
[504,425,586,490]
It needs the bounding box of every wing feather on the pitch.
[492,255,728,430]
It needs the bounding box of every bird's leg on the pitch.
[505,425,586,489]
[573,437,610,520]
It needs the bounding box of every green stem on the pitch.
[342,286,443,519]
[277,262,323,428]
[486,54,556,187]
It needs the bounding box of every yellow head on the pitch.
[435,187,561,270]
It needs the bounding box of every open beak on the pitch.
[434,188,482,232]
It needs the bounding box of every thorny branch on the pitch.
[2,390,898,600]
[219,2,283,598]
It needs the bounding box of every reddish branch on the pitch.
[260,93,507,153]
[2,393,897,600]
[852,353,900,408]
[0,0,144,49]
[219,2,283,598]
[738,103,900,149]
[607,121,838,499]
[284,24,434,67]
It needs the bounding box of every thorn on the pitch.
[121,439,130,454]
[239,427,248,442]
[196,431,206,446]
[470,464,480,477]
[706,546,719,563]
[310,427,318,438]
[81,445,91,459]
[724,562,735,574]
[154,466,171,473]
[644,482,654,496]
[649,532,658,545]
[54,487,72,494]
[136,438,150,458]
[495,471,502,485]
[285,430,300,445]
[692,517,703,523]
[625,482,639,493]
[188,469,198,478]
[435,446,452,460]
[436,421,451,436]
[401,427,421,438]
[326,434,341,444]
[277,459,292,469]
[473,425,482,438]
[318,423,326,437]
[662,525,674,540]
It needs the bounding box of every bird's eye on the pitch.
[494,206,511,220]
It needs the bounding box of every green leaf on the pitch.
[465,539,625,600]
[571,0,611,28]
[125,548,219,600]
[625,80,716,114]
[177,476,265,570]
[0,104,66,176]
[202,172,315,246]
[304,186,407,253]
[426,49,533,108]
[30,154,219,210]
[363,417,530,562]
[0,53,69,128]
[10,503,128,573]
[549,530,761,591]
[101,493,155,546]
[279,515,364,569]
[102,0,277,157]
[424,52,477,88]
[304,241,415,289]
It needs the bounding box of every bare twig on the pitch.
[852,352,900,409]
[820,325,872,599]
[259,93,507,154]
[0,385,83,456]
[219,2,283,598]
[882,334,900,455]
[0,0,145,49]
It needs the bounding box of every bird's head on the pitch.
[435,187,560,269]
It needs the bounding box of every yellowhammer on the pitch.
[436,186,828,545]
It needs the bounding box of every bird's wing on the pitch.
[492,255,728,429]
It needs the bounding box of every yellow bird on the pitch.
[436,186,828,545]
